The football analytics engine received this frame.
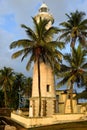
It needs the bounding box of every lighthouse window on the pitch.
[46,84,50,92]
[40,7,47,12]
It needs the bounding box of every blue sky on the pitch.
[0,0,87,77]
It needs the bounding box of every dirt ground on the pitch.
[0,117,28,130]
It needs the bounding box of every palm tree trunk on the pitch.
[71,37,76,48]
[70,82,73,113]
[64,92,68,113]
[37,58,41,117]
[4,86,8,108]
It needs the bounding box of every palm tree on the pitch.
[24,77,32,98]
[59,10,87,48]
[10,17,64,116]
[57,45,87,113]
[0,90,4,107]
[9,72,26,109]
[23,77,32,108]
[14,73,26,109]
[75,72,87,100]
[0,67,14,107]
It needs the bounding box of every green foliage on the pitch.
[10,17,64,71]
[0,90,4,107]
[57,45,87,88]
[0,67,32,109]
[25,99,29,108]
[59,10,87,48]
[0,67,15,107]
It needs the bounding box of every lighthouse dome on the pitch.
[39,3,49,12]
[35,3,54,25]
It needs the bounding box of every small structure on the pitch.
[56,89,87,114]
[56,90,78,113]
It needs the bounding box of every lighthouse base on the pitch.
[29,97,57,117]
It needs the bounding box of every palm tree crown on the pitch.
[57,45,87,87]
[10,17,64,70]
[59,10,87,48]
[0,67,14,107]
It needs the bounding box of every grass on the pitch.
[30,121,87,130]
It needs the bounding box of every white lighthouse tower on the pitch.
[29,3,56,117]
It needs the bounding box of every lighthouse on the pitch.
[29,3,56,117]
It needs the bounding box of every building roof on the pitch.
[56,89,77,94]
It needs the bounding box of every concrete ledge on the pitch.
[11,112,85,128]
[52,113,84,121]
[11,112,54,128]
